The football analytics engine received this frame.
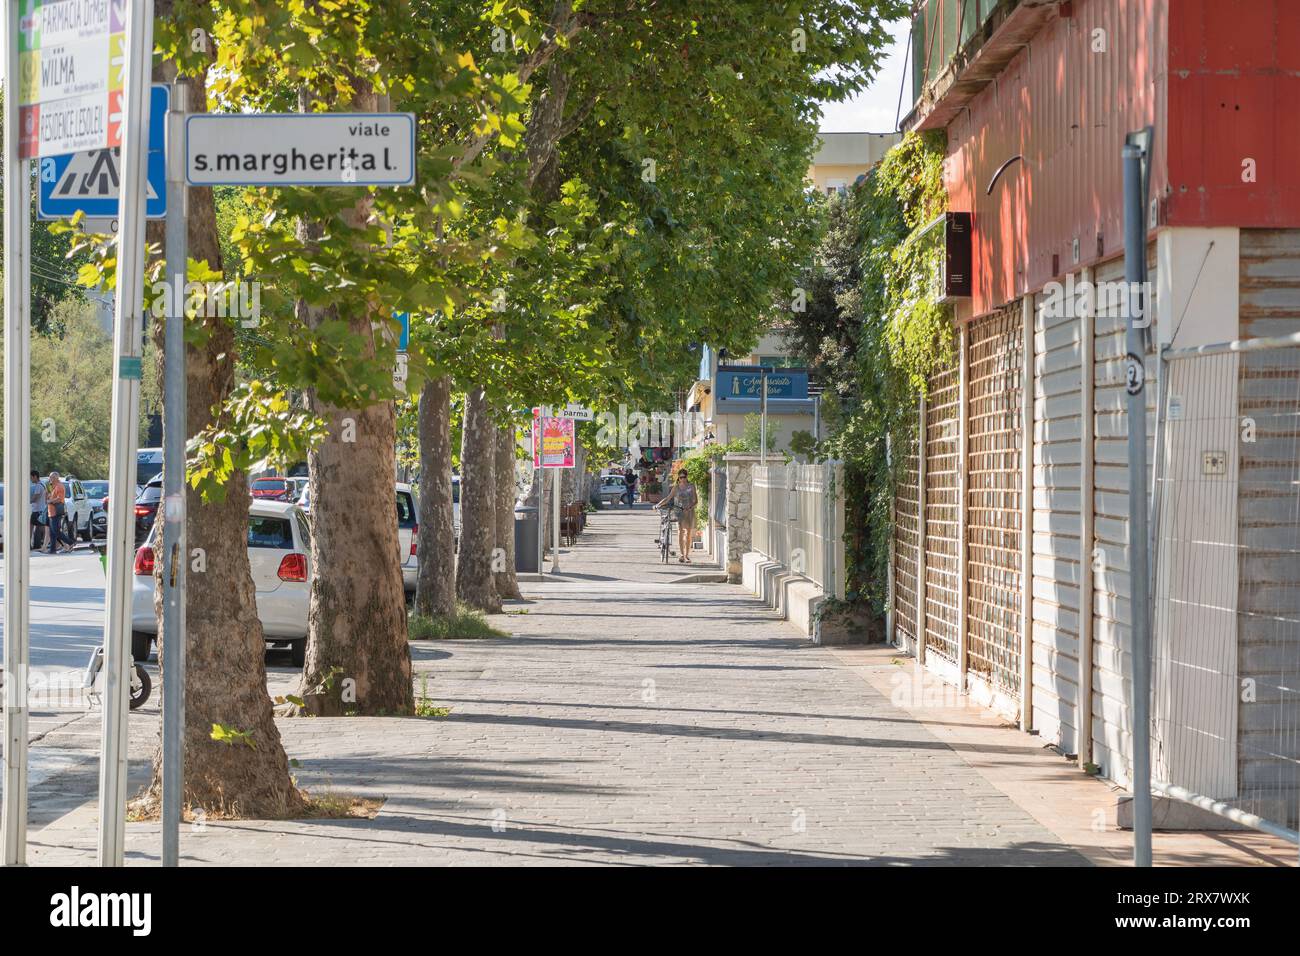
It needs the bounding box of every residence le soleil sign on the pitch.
[185,113,416,187]
[17,0,128,159]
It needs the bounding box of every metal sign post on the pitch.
[536,407,546,576]
[551,465,562,573]
[3,0,34,867]
[1123,138,1153,868]
[160,83,189,868]
[98,0,155,868]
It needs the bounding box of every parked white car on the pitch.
[397,482,418,595]
[597,474,628,506]
[131,500,312,665]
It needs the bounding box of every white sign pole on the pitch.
[97,0,154,867]
[3,0,34,867]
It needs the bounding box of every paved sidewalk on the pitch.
[31,507,1102,865]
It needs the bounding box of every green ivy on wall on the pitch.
[783,130,955,617]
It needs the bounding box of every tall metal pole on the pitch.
[1123,142,1153,867]
[98,0,155,867]
[536,409,545,576]
[161,83,189,868]
[2,0,33,867]
[550,437,561,574]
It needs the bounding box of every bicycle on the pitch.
[656,506,675,563]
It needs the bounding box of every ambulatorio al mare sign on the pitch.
[185,113,416,187]
[17,0,127,158]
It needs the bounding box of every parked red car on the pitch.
[250,477,293,501]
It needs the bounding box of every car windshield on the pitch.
[253,479,286,492]
[138,483,162,503]
[83,481,108,497]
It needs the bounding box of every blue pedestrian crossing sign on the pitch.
[37,84,170,222]
[395,312,410,352]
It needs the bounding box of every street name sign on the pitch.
[38,82,168,221]
[558,405,594,421]
[185,113,416,187]
[18,0,128,159]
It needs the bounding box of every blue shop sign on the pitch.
[716,369,808,402]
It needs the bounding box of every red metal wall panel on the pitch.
[1165,0,1300,228]
[944,0,1169,317]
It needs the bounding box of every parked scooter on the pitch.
[86,542,151,710]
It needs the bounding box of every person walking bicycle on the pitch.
[655,468,698,564]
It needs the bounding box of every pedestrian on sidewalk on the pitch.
[45,471,76,554]
[622,467,637,507]
[30,468,48,551]
[655,468,697,563]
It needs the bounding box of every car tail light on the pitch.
[277,553,308,582]
[134,504,151,517]
[133,545,154,576]
[410,523,418,557]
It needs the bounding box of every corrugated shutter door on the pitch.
[965,305,1025,699]
[893,425,922,651]
[924,364,962,664]
[1031,286,1084,753]
[1091,252,1158,789]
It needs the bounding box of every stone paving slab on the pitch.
[29,506,1088,866]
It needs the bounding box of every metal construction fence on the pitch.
[1148,334,1300,847]
[751,461,846,600]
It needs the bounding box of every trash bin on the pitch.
[514,506,539,573]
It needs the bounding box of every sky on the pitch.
[816,17,912,134]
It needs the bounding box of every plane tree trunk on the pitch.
[494,422,523,600]
[295,87,412,717]
[415,375,456,618]
[455,386,501,612]
[136,44,302,818]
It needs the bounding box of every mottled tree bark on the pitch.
[298,384,412,715]
[295,88,411,717]
[136,40,302,818]
[415,375,456,618]
[455,386,501,611]
[493,423,523,600]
